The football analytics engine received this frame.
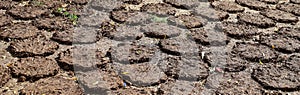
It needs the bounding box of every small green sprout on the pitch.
[56,7,79,25]
[259,60,264,65]
[122,72,129,74]
[151,15,168,23]
[57,8,65,13]
[63,11,70,16]
[68,14,78,21]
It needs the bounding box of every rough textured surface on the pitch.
[1,0,300,94]
[20,77,84,94]
[218,21,260,39]
[260,34,300,53]
[7,6,48,19]
[216,72,262,94]
[193,7,229,21]
[0,14,12,27]
[33,17,72,30]
[111,43,158,64]
[236,0,269,10]
[10,57,59,81]
[0,22,40,40]
[277,27,300,40]
[114,62,166,87]
[260,9,298,23]
[111,9,138,23]
[163,0,200,9]
[238,12,275,28]
[259,0,279,4]
[291,0,300,4]
[168,15,207,29]
[158,55,209,81]
[140,3,176,16]
[76,70,123,94]
[159,37,200,56]
[159,80,204,94]
[141,23,182,39]
[232,43,278,62]
[58,46,107,70]
[89,0,123,11]
[0,65,11,87]
[111,25,143,41]
[211,1,245,13]
[253,61,300,90]
[276,3,300,16]
[7,35,59,57]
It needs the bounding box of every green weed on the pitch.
[57,7,78,25]
[151,15,168,23]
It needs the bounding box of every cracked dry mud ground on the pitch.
[0,0,300,95]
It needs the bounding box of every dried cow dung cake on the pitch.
[7,6,48,19]
[78,11,110,27]
[112,25,143,41]
[7,35,59,57]
[277,27,300,40]
[260,9,298,23]
[252,60,300,90]
[211,1,245,13]
[163,0,200,9]
[0,22,40,40]
[51,29,74,45]
[110,9,138,23]
[110,43,158,64]
[193,7,229,21]
[76,70,123,94]
[113,62,166,87]
[90,0,124,11]
[141,3,176,16]
[218,21,260,39]
[52,26,101,45]
[236,0,269,10]
[276,3,300,16]
[159,80,204,94]
[141,23,182,39]
[204,51,247,72]
[157,54,209,81]
[188,28,227,46]
[159,37,200,56]
[216,72,262,94]
[33,17,73,30]
[168,15,207,29]
[20,77,83,94]
[10,57,59,81]
[232,43,278,62]
[56,46,106,71]
[237,12,275,28]
[260,34,300,53]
